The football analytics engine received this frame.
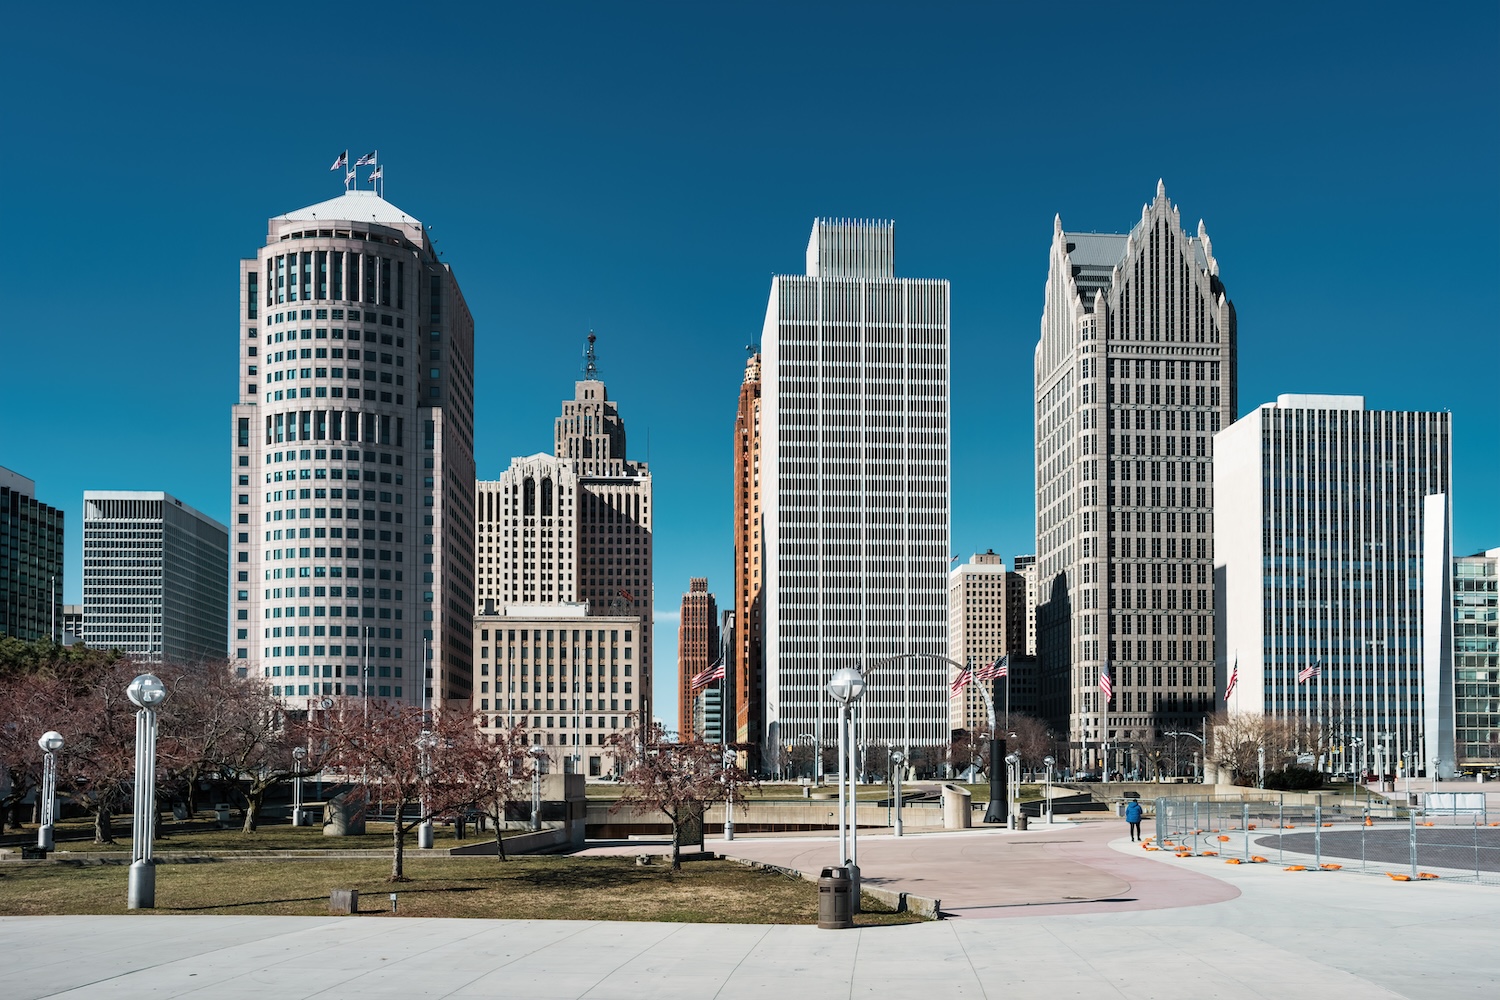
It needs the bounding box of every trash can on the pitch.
[818,866,853,929]
[1015,814,1028,831]
[1116,802,1127,817]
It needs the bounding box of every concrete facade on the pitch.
[761,219,952,765]
[1034,182,1237,763]
[947,551,1008,733]
[676,577,718,740]
[0,466,63,642]
[1452,547,1499,772]
[731,353,764,765]
[231,189,477,711]
[82,491,228,663]
[1214,394,1452,779]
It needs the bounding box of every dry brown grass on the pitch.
[0,855,919,925]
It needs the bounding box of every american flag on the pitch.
[619,588,634,602]
[691,661,726,689]
[1098,662,1112,702]
[950,663,974,693]
[330,150,348,170]
[1297,661,1322,684]
[975,656,1009,682]
[354,151,377,166]
[368,165,383,182]
[1224,657,1239,702]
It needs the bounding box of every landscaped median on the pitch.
[0,853,921,924]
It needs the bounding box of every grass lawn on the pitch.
[0,855,920,925]
[14,817,512,854]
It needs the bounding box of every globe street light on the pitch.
[1004,752,1020,828]
[126,672,167,909]
[415,730,438,849]
[291,746,307,827]
[889,749,906,837]
[722,746,738,842]
[826,666,866,906]
[528,745,549,832]
[1043,755,1056,822]
[37,731,64,850]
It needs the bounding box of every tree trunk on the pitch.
[390,817,408,881]
[670,817,682,871]
[94,803,114,844]
[242,785,264,833]
[493,806,507,861]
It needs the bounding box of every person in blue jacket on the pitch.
[1124,799,1143,841]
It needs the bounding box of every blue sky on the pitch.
[2,3,1496,722]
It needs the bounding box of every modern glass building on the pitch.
[0,466,64,642]
[1452,549,1499,772]
[232,187,476,710]
[82,491,228,662]
[1034,182,1237,769]
[1215,395,1452,779]
[760,219,952,768]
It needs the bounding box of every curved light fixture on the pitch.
[825,666,866,704]
[39,731,64,753]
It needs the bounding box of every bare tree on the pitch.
[610,724,743,871]
[467,719,531,860]
[323,702,483,880]
[1206,714,1302,785]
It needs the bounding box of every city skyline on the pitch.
[2,5,1496,726]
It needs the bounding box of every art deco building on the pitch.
[1215,395,1452,779]
[1010,555,1038,657]
[473,336,654,762]
[732,352,764,759]
[948,552,1009,733]
[0,466,64,642]
[1035,182,1236,764]
[762,219,951,766]
[232,188,476,710]
[676,578,718,740]
[82,491,227,662]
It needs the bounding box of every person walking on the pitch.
[1124,798,1143,842]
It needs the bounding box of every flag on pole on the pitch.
[368,165,383,183]
[976,655,1009,682]
[330,150,348,171]
[1225,657,1239,702]
[950,662,974,693]
[354,151,377,166]
[949,554,960,563]
[691,661,726,689]
[345,168,356,184]
[1297,660,1322,684]
[619,588,634,602]
[1098,662,1112,702]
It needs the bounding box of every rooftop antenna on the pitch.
[583,331,601,380]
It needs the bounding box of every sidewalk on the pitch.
[2,822,1496,998]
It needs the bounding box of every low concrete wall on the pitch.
[588,798,952,837]
[449,828,570,856]
[722,855,941,920]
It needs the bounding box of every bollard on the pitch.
[1243,803,1251,861]
[1409,813,1418,879]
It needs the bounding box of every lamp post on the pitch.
[126,673,167,909]
[528,745,548,832]
[1257,744,1266,789]
[416,730,436,849]
[1043,755,1055,822]
[37,731,63,850]
[1004,752,1020,828]
[798,733,819,784]
[890,748,906,837]
[827,665,866,904]
[291,746,307,827]
[1165,731,1205,783]
[722,745,737,842]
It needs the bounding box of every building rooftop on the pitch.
[279,190,422,228]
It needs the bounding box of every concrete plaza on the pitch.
[1,819,1496,999]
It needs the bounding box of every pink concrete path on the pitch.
[582,817,1237,919]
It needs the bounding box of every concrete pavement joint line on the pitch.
[576,921,691,1000]
[1037,922,1130,998]
[705,924,774,1000]
[944,919,993,1000]
[845,921,862,1000]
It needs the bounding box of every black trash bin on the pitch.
[1015,814,1028,831]
[818,866,853,929]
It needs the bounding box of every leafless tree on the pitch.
[467,719,531,860]
[610,724,746,870]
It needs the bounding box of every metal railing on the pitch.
[1151,793,1500,886]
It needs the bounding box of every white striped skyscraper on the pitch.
[761,219,951,768]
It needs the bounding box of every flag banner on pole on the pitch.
[976,655,1008,682]
[354,151,377,166]
[368,165,383,182]
[950,554,960,563]
[330,150,348,170]
[1297,660,1322,684]
[1099,663,1112,702]
[345,168,356,184]
[691,661,726,689]
[950,663,973,693]
[619,588,634,602]
[1225,658,1239,702]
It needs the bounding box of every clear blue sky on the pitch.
[3,3,1496,723]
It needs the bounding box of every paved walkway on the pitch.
[2,820,1497,998]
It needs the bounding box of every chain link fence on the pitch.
[1150,792,1500,886]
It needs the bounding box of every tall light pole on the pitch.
[722,745,737,842]
[1043,755,1055,822]
[528,745,548,831]
[827,665,866,904]
[37,731,63,850]
[889,748,906,837]
[1004,752,1020,828]
[291,746,307,826]
[1166,731,1205,783]
[415,730,436,849]
[126,673,167,909]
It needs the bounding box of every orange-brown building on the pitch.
[732,353,764,765]
[676,578,718,739]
